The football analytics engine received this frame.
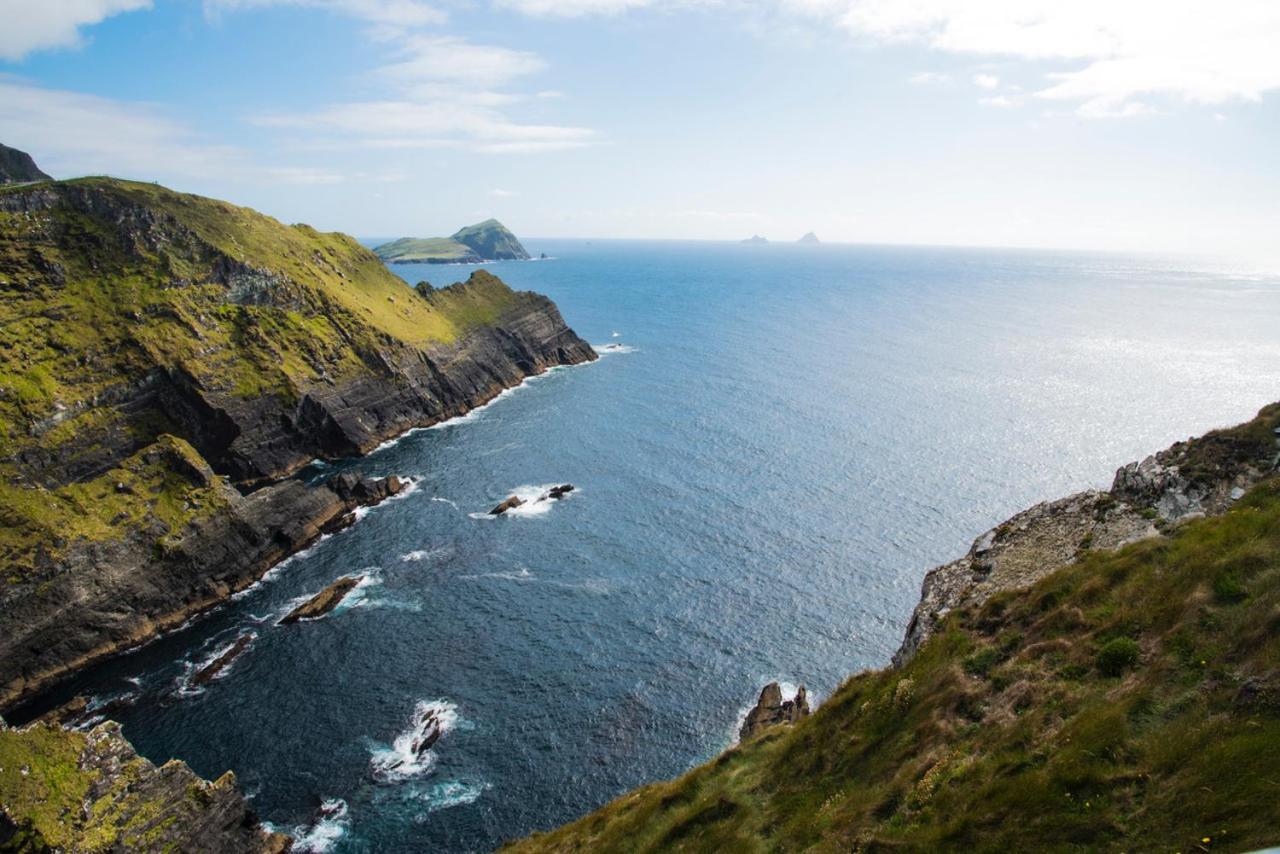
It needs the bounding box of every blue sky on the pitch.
[1,1,1278,260]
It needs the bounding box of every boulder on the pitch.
[280,576,363,624]
[190,635,254,687]
[739,682,810,740]
[490,495,524,515]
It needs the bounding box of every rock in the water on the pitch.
[739,682,810,740]
[190,635,254,687]
[490,495,525,515]
[280,576,363,624]
[548,484,574,499]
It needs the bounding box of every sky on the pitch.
[0,0,1278,260]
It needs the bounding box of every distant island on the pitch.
[797,231,820,244]
[374,218,531,264]
[0,143,52,184]
[741,234,768,244]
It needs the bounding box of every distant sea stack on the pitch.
[374,218,531,264]
[797,232,820,244]
[741,235,768,244]
[0,143,52,184]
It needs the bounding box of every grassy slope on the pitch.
[0,177,518,574]
[513,481,1280,853]
[372,236,476,263]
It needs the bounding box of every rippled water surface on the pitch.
[26,242,1280,851]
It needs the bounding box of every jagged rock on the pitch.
[740,682,810,740]
[548,484,574,499]
[0,719,289,852]
[280,576,363,624]
[490,495,525,515]
[190,634,254,687]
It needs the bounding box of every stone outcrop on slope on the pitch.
[0,719,289,852]
[894,403,1280,666]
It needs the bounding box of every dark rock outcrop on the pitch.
[280,575,363,624]
[740,682,810,740]
[190,634,255,687]
[0,467,406,711]
[490,495,525,515]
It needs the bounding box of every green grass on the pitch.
[0,177,525,575]
[372,236,477,263]
[510,480,1280,853]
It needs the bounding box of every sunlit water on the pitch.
[19,242,1280,851]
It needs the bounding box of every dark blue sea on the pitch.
[23,241,1280,851]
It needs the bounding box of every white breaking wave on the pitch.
[430,496,459,509]
[369,700,460,783]
[413,780,491,813]
[468,484,578,520]
[351,476,422,523]
[288,798,350,853]
[175,633,257,697]
[593,342,637,355]
[230,534,332,601]
[400,546,451,563]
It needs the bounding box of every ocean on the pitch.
[20,241,1280,851]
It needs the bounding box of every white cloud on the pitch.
[972,72,999,89]
[0,77,355,183]
[255,98,594,152]
[490,188,519,196]
[779,0,1280,117]
[0,0,151,61]
[204,0,445,28]
[378,35,544,87]
[257,30,591,153]
[978,95,1015,108]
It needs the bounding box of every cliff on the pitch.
[510,404,1280,853]
[373,218,530,264]
[0,718,288,852]
[0,177,595,711]
[0,144,51,185]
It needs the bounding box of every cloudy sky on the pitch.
[1,0,1277,259]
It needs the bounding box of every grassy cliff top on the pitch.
[0,177,522,572]
[512,479,1280,853]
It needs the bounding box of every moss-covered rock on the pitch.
[0,719,287,852]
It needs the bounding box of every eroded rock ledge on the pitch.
[0,718,289,852]
[893,403,1280,666]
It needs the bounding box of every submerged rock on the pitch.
[490,495,525,515]
[280,576,363,624]
[190,635,254,687]
[536,484,575,503]
[740,682,810,740]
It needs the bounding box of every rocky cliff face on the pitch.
[894,403,1280,666]
[0,177,595,712]
[0,718,288,852]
